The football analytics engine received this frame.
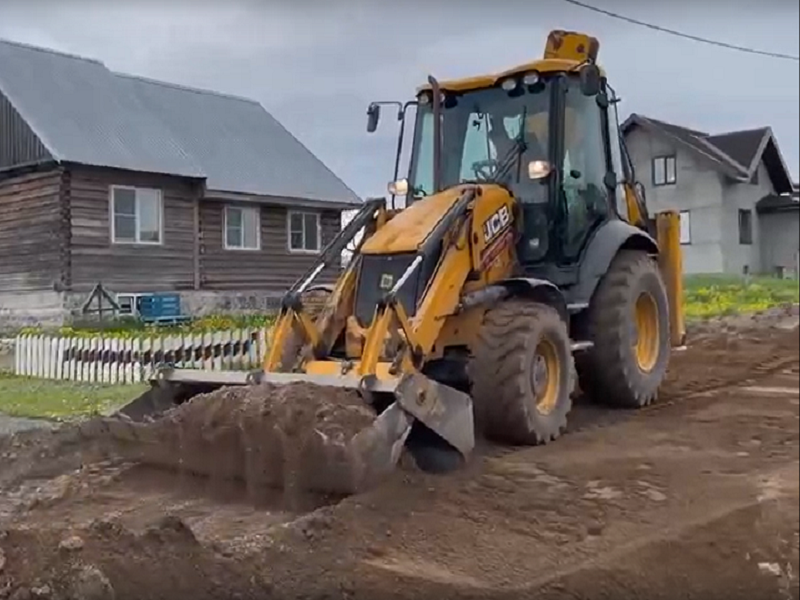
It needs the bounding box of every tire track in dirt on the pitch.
[481,326,799,465]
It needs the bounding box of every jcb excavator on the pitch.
[120,30,685,496]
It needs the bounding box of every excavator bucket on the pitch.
[110,367,475,496]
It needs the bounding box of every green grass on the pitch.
[0,369,148,421]
[683,274,799,320]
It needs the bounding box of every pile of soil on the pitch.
[78,382,378,504]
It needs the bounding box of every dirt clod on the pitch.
[58,536,84,552]
[29,586,49,599]
[144,515,197,545]
[67,565,114,600]
[8,588,30,600]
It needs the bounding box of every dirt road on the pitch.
[0,308,798,600]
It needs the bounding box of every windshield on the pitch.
[408,79,552,202]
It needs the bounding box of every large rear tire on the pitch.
[469,300,575,445]
[575,249,670,408]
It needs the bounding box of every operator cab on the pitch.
[366,30,632,288]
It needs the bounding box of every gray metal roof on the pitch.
[0,38,362,206]
[116,73,362,205]
[0,39,204,179]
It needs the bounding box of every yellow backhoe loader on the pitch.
[119,29,686,496]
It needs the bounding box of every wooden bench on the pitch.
[137,293,191,326]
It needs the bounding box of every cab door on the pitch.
[555,77,615,266]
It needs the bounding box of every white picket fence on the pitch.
[14,328,273,384]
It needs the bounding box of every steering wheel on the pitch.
[471,159,501,181]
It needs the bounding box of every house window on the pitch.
[679,210,691,245]
[652,155,677,186]
[111,186,163,245]
[738,209,753,245]
[224,205,260,250]
[288,211,321,253]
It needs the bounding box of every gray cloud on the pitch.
[1,0,797,198]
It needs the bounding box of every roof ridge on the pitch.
[642,115,709,137]
[637,115,749,177]
[0,36,104,66]
[704,126,771,139]
[113,71,260,105]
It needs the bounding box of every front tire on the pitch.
[575,249,671,408]
[469,300,575,445]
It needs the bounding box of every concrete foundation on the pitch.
[0,291,66,332]
[179,290,285,316]
[0,289,287,332]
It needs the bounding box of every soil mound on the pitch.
[78,382,377,504]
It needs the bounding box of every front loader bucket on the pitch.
[257,369,477,494]
[103,367,475,497]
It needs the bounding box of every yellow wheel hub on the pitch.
[634,291,660,373]
[532,339,561,415]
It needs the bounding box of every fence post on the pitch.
[14,335,23,376]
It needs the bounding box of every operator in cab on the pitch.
[483,108,552,264]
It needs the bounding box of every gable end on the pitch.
[0,88,53,172]
[759,135,794,195]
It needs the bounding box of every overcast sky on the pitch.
[1,0,797,198]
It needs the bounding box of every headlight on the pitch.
[527,160,552,180]
[500,77,518,92]
[522,71,541,86]
[418,92,431,106]
[388,178,409,195]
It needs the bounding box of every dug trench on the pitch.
[0,305,798,600]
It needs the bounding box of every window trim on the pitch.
[652,155,677,187]
[679,210,692,245]
[738,208,753,246]
[286,210,322,255]
[223,205,262,251]
[109,185,164,246]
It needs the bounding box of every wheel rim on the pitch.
[634,291,660,373]
[532,339,561,415]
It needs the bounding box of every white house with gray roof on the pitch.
[0,37,362,328]
[622,114,798,277]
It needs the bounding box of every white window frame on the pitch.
[223,205,261,251]
[287,210,321,254]
[109,185,164,245]
[653,155,677,187]
[679,210,692,245]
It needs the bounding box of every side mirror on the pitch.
[366,103,381,133]
[579,63,601,97]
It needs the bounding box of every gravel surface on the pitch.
[0,415,55,436]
